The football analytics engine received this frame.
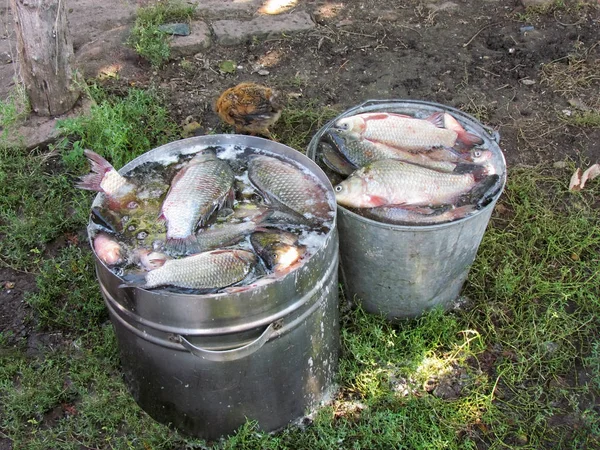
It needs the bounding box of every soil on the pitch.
[1,0,599,444]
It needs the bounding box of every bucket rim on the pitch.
[306,99,507,231]
[88,134,338,299]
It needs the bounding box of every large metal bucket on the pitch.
[88,135,339,440]
[307,100,506,319]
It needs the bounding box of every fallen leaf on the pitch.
[219,60,236,74]
[580,163,600,189]
[569,168,582,191]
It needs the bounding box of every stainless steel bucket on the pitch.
[88,135,339,440]
[307,100,506,320]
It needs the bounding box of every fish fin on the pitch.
[425,111,445,128]
[76,150,115,192]
[166,235,199,254]
[443,113,484,149]
[367,195,392,207]
[157,212,167,225]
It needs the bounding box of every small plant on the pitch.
[0,83,30,142]
[56,85,179,170]
[128,0,196,67]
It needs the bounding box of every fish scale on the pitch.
[248,155,331,221]
[160,151,235,250]
[334,112,459,151]
[144,249,257,289]
[335,159,481,208]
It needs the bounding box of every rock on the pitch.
[170,21,211,57]
[158,23,191,36]
[75,26,140,79]
[213,12,315,46]
[192,0,264,18]
[521,0,554,7]
[427,2,460,12]
[6,96,94,150]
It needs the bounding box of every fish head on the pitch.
[261,242,306,272]
[468,148,493,164]
[93,232,124,266]
[331,116,365,139]
[334,176,372,208]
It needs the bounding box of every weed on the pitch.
[127,0,196,67]
[0,147,89,271]
[25,246,107,332]
[276,101,339,151]
[0,83,30,142]
[57,85,179,170]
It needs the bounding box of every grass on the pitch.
[56,83,180,170]
[0,83,30,142]
[127,0,196,67]
[1,82,600,448]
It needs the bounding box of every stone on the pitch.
[75,26,140,79]
[5,96,94,150]
[427,1,460,12]
[170,21,211,58]
[520,0,555,7]
[213,12,315,46]
[191,0,264,18]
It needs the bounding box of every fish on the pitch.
[248,155,332,222]
[195,209,272,252]
[318,135,357,176]
[331,111,483,152]
[77,150,140,210]
[324,130,463,172]
[93,232,125,266]
[159,150,235,253]
[134,249,171,271]
[334,159,490,208]
[250,229,306,272]
[361,204,477,225]
[135,249,257,290]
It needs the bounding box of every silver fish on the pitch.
[331,111,483,152]
[324,130,461,172]
[159,150,235,253]
[141,249,257,290]
[361,204,477,225]
[195,209,272,252]
[334,159,489,208]
[248,155,332,222]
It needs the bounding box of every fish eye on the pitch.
[473,150,482,158]
[334,185,343,192]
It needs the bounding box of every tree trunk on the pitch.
[10,0,81,116]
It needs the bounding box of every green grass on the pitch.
[1,82,600,448]
[57,84,179,170]
[275,100,339,151]
[127,0,196,67]
[0,83,30,142]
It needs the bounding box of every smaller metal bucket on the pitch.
[88,135,339,440]
[307,100,506,319]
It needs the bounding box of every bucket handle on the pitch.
[178,322,277,362]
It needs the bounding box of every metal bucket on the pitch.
[88,135,339,440]
[307,100,506,320]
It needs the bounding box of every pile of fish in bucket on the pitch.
[79,145,336,294]
[318,110,502,224]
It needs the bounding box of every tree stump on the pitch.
[10,0,81,116]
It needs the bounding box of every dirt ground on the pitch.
[1,0,599,433]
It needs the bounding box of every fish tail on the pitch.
[166,235,200,254]
[76,149,113,191]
